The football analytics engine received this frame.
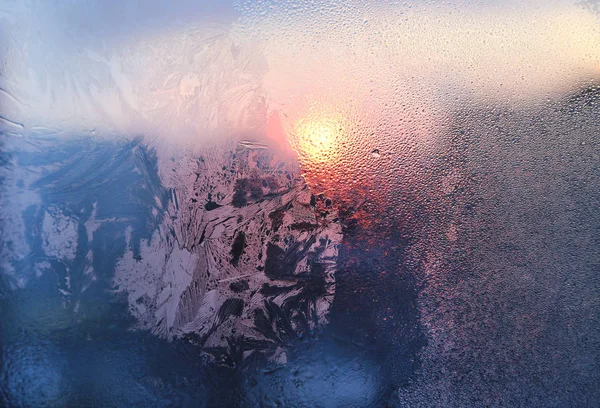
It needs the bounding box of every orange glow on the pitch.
[292,112,349,165]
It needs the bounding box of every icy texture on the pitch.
[41,207,79,262]
[114,141,341,361]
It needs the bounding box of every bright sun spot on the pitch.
[293,113,347,164]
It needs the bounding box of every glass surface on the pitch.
[1,1,599,406]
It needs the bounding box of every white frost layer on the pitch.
[113,141,342,358]
[41,207,78,261]
[114,229,198,334]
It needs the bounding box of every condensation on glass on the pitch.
[1,0,599,406]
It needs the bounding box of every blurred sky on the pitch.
[1,0,599,148]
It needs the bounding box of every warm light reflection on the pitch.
[292,112,348,165]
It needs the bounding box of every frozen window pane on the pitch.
[1,0,599,406]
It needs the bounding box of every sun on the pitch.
[292,113,347,164]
